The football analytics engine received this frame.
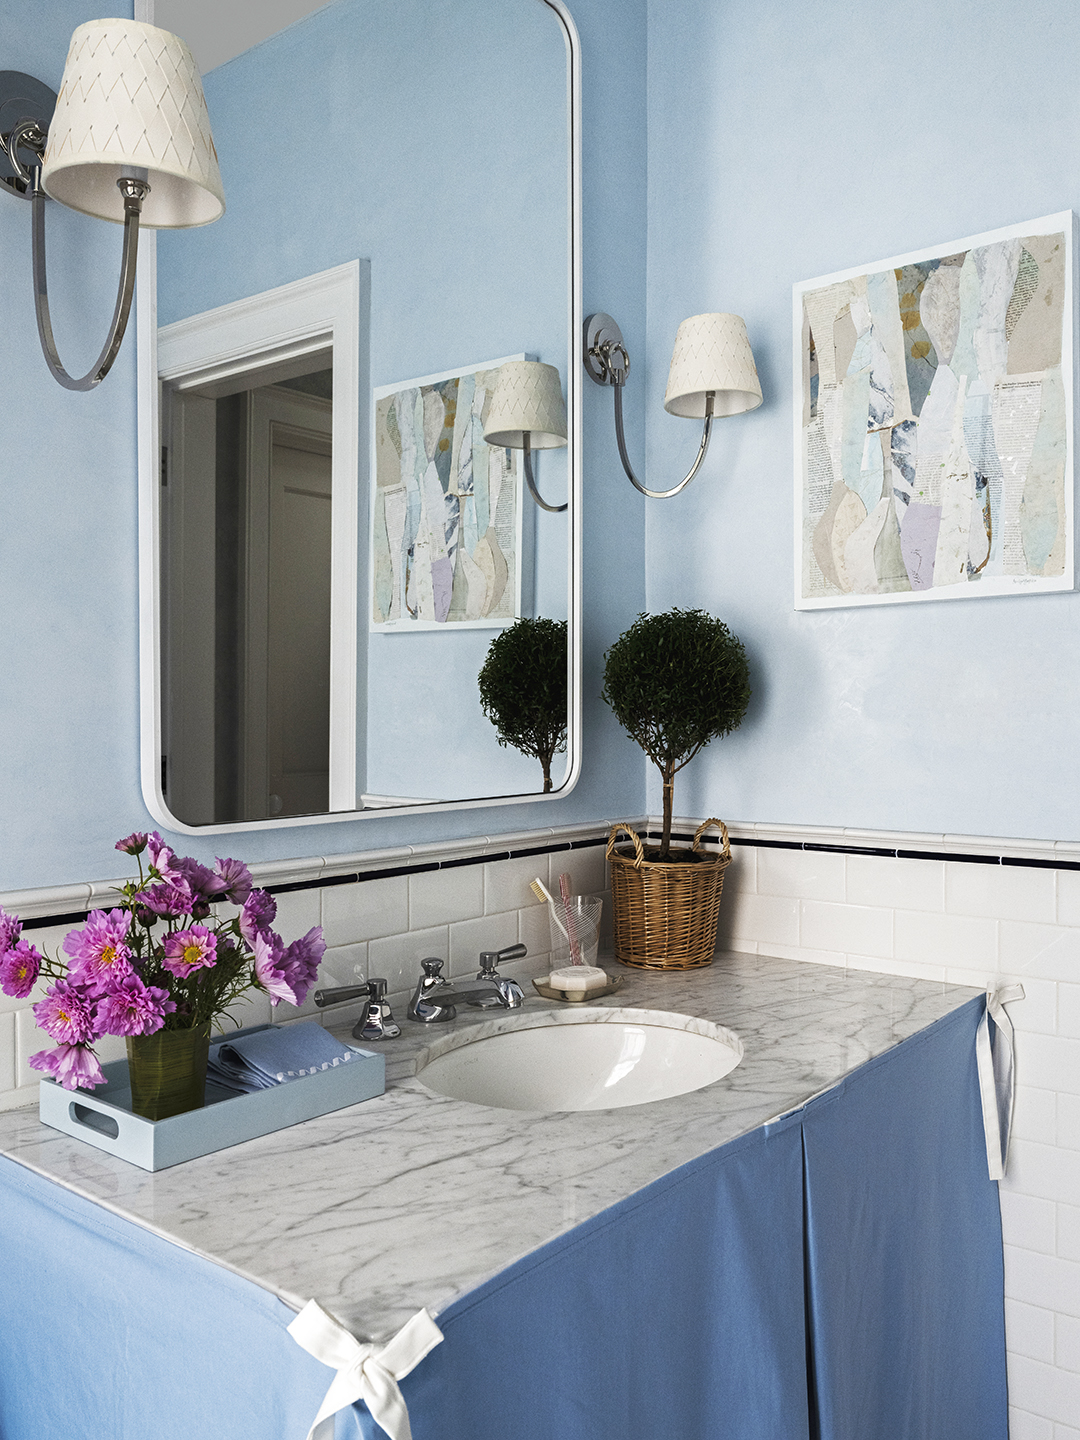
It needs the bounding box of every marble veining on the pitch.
[0,950,980,1341]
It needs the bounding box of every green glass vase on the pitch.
[126,1023,211,1121]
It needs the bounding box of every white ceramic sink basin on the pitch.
[415,1008,742,1112]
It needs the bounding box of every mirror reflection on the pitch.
[151,0,574,826]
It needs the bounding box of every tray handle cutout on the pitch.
[69,1102,120,1140]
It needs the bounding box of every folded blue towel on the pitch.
[206,1023,359,1094]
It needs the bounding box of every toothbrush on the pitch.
[529,877,569,938]
[558,872,583,965]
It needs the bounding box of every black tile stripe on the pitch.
[16,826,1077,931]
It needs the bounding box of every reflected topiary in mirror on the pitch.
[479,618,568,793]
[602,609,751,858]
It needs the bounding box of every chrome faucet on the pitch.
[313,977,401,1041]
[407,945,528,1023]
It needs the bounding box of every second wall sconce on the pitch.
[0,19,224,392]
[484,360,568,513]
[584,311,762,498]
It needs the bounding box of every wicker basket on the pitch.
[606,819,731,971]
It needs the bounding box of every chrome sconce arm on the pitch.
[7,118,149,392]
[522,437,567,513]
[484,359,569,513]
[583,310,762,500]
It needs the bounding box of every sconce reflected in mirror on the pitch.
[484,359,568,513]
[584,311,762,499]
[0,19,223,392]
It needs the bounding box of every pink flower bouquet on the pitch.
[0,832,326,1091]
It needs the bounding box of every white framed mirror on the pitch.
[137,0,581,833]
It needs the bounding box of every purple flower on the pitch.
[97,974,176,1036]
[163,925,217,978]
[29,1042,105,1091]
[252,929,295,1005]
[146,832,184,884]
[115,832,148,856]
[280,927,326,1008]
[214,856,253,906]
[172,855,228,902]
[0,940,42,999]
[0,905,22,954]
[139,878,196,920]
[239,889,277,946]
[33,980,98,1045]
[63,908,133,993]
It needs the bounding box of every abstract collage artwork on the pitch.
[372,356,524,631]
[794,213,1073,609]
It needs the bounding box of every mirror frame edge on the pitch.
[136,0,583,837]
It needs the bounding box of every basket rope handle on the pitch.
[692,818,731,862]
[606,822,646,869]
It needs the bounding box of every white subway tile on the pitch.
[368,925,449,1001]
[222,989,274,1030]
[1008,1354,1080,1428]
[755,942,846,970]
[1012,1086,1058,1146]
[448,911,519,978]
[1057,872,1080,928]
[756,847,845,902]
[721,892,799,947]
[1059,984,1080,1038]
[1058,1094,1080,1152]
[946,863,1056,924]
[800,900,892,959]
[1053,1423,1080,1440]
[321,876,408,947]
[847,953,945,983]
[1006,1298,1057,1362]
[409,866,484,931]
[1000,923,1080,984]
[727,844,756,893]
[894,909,997,969]
[0,1012,14,1095]
[519,900,555,958]
[1058,1313,1080,1373]
[271,887,323,938]
[846,854,944,912]
[1007,979,1059,1037]
[1008,1408,1054,1440]
[0,1084,37,1112]
[1004,1245,1080,1318]
[1017,1036,1080,1097]
[484,854,552,916]
[1000,1189,1057,1254]
[1059,1204,1080,1263]
[548,847,608,903]
[1005,1139,1080,1204]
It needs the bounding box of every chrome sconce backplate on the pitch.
[0,71,55,197]
[583,312,626,385]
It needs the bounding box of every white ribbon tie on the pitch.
[288,1299,444,1440]
[976,984,1025,1181]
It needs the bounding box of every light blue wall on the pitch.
[0,0,648,891]
[643,0,1080,841]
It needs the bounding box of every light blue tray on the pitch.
[38,1024,386,1171]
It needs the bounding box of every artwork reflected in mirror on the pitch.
[151,0,576,827]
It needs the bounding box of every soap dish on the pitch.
[532,974,624,1004]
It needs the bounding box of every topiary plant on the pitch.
[478,617,568,793]
[601,608,751,859]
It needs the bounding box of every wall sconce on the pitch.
[483,360,568,513]
[583,311,762,499]
[0,19,224,392]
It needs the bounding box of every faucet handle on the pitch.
[478,943,527,978]
[367,977,388,1000]
[421,957,445,979]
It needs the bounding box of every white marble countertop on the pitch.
[0,950,980,1340]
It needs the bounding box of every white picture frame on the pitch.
[371,354,526,633]
[793,211,1074,610]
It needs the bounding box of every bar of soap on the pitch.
[548,965,608,993]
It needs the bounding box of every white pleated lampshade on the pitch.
[483,361,568,449]
[42,19,225,229]
[663,313,762,419]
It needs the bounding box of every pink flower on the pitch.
[163,925,217,977]
[0,905,22,953]
[253,929,295,1005]
[146,832,184,883]
[173,855,228,902]
[239,890,277,947]
[29,1042,105,1091]
[115,832,148,856]
[139,878,196,920]
[63,908,133,993]
[214,856,253,906]
[33,980,98,1045]
[0,940,42,999]
[97,975,175,1036]
[280,927,326,1008]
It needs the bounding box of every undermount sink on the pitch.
[415,1008,743,1112]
